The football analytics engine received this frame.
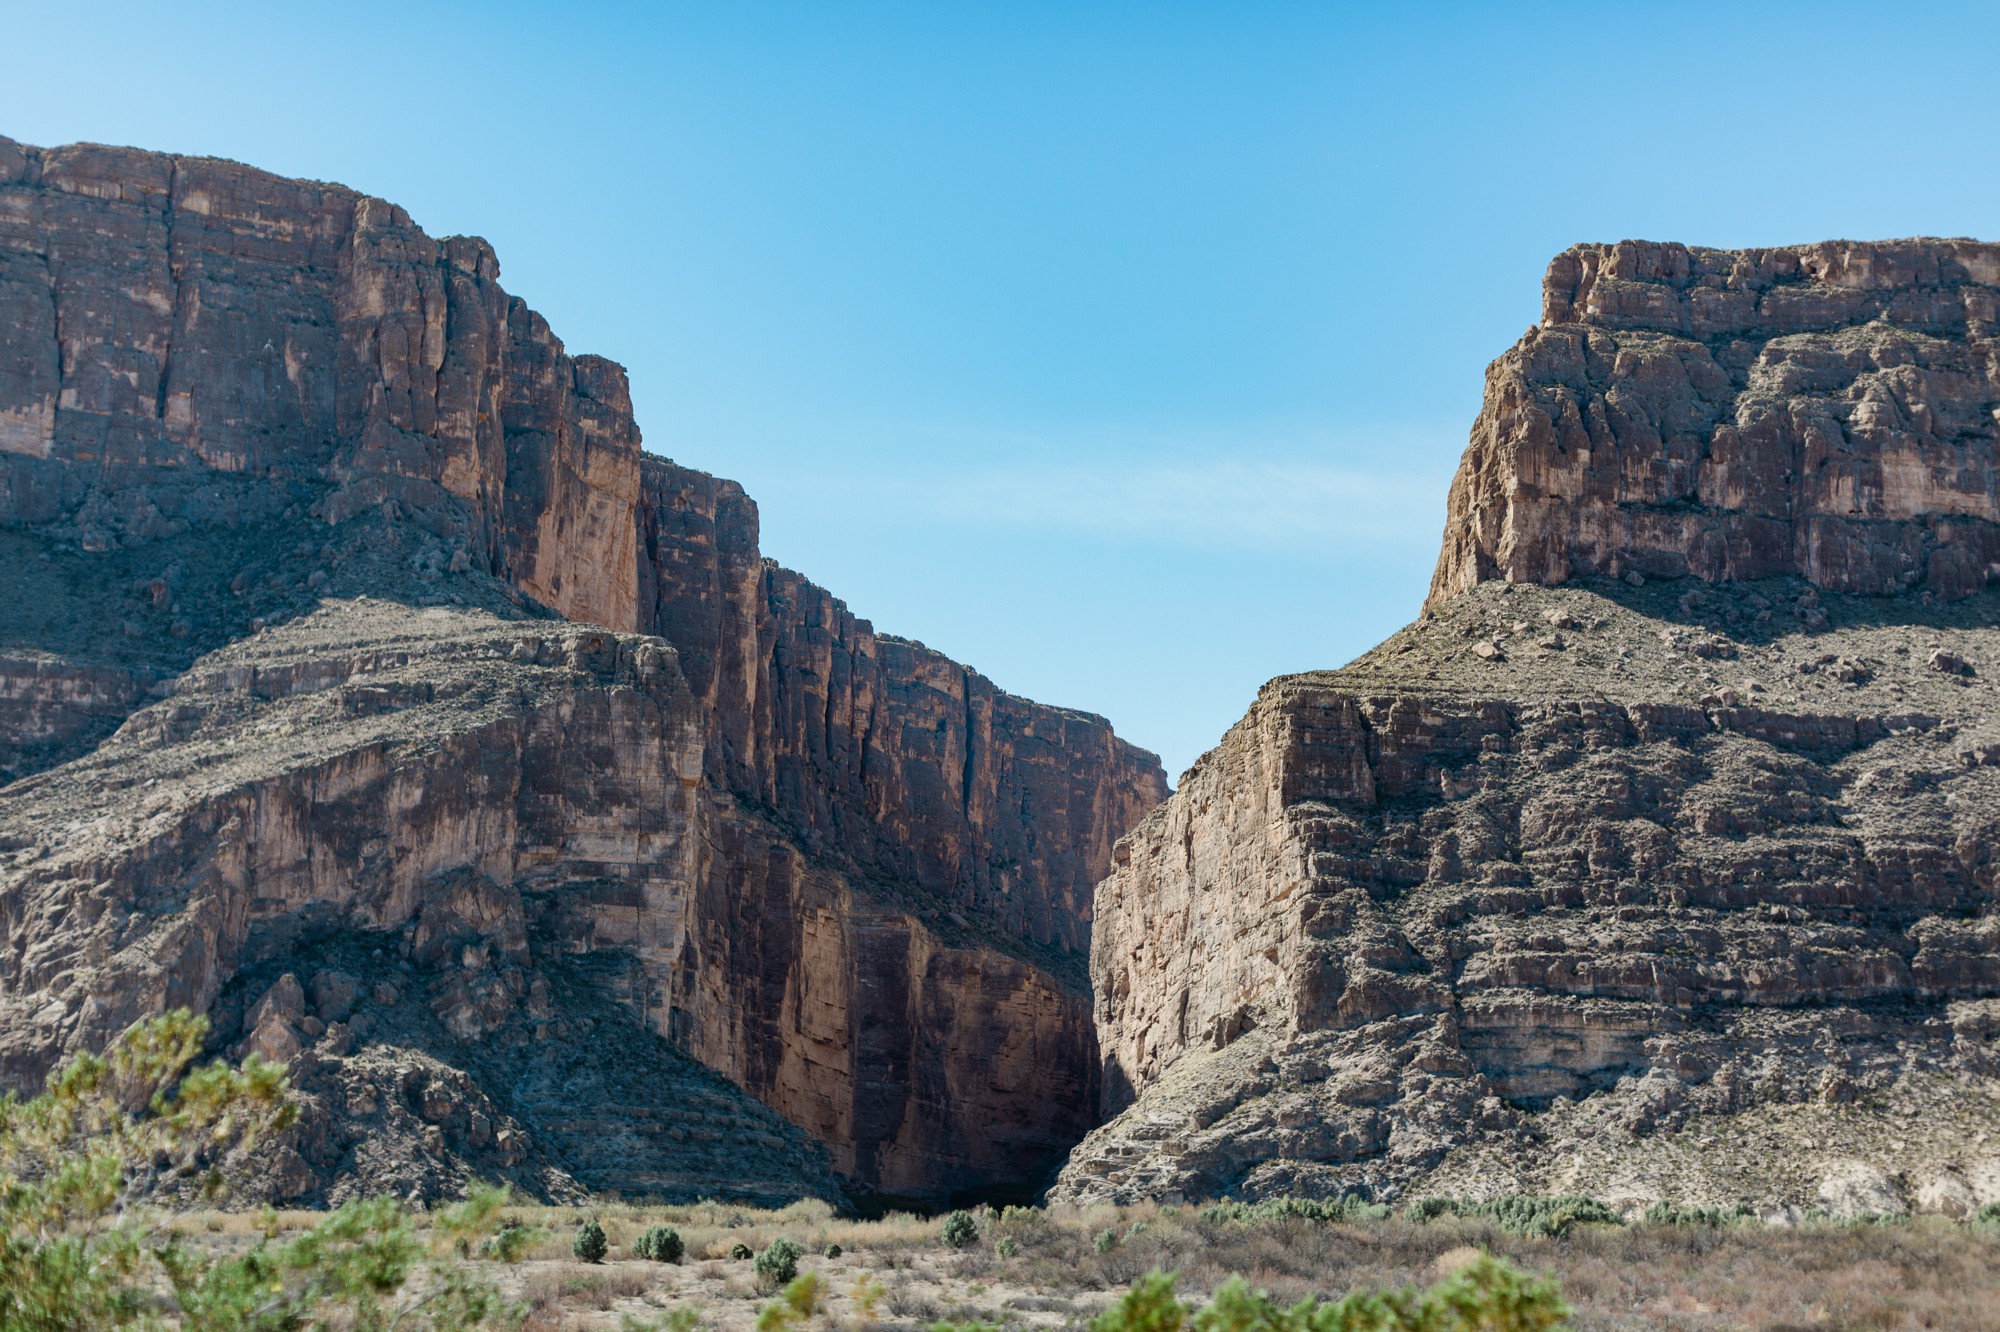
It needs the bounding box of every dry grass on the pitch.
[174,1198,2000,1330]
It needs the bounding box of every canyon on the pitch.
[0,137,1166,1207]
[6,133,1999,1221]
[1057,240,2000,1217]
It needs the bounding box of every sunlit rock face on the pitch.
[1057,239,2000,1214]
[0,136,1167,1205]
[1430,239,2000,608]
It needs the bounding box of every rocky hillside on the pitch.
[0,137,1167,1206]
[1055,240,2000,1219]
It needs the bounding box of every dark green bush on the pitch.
[940,1210,980,1248]
[755,1236,803,1289]
[1094,1227,1119,1254]
[995,1235,1019,1259]
[823,1242,842,1258]
[731,1241,755,1260]
[636,1224,685,1262]
[572,1218,608,1264]
[1970,1202,2000,1234]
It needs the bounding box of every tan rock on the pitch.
[1430,239,2000,608]
[1913,1172,1976,1218]
[1816,1161,1904,1219]
[0,136,1168,1204]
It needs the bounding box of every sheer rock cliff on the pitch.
[0,137,1167,1205]
[1430,239,2000,607]
[1057,240,2000,1217]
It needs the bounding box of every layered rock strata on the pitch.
[1058,240,2000,1215]
[1431,239,2000,607]
[0,137,1166,1203]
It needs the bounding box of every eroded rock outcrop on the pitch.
[0,137,1166,1204]
[1058,239,2000,1213]
[1430,239,2000,607]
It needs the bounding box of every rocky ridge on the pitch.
[0,137,1166,1206]
[1056,239,2000,1218]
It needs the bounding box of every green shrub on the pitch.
[940,1210,980,1248]
[480,1221,538,1263]
[995,1234,1019,1258]
[1089,1257,1568,1332]
[0,1011,523,1329]
[755,1237,803,1289]
[823,1242,842,1258]
[1402,1194,1618,1238]
[1198,1196,1390,1226]
[757,1270,822,1332]
[1972,1202,2000,1233]
[1094,1227,1120,1254]
[1090,1270,1182,1332]
[1640,1202,1752,1228]
[636,1224,685,1263]
[731,1242,755,1260]
[573,1218,609,1264]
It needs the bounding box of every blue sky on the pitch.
[6,1,2000,777]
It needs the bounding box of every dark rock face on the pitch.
[1431,239,2000,608]
[0,137,1166,1204]
[1059,239,2000,1217]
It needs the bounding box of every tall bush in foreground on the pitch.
[1087,1255,1569,1332]
[0,1009,524,1329]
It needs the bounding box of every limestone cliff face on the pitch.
[635,460,1164,1196]
[0,136,640,629]
[1060,239,2000,1216]
[0,137,1166,1204]
[638,462,1164,961]
[1430,239,2000,608]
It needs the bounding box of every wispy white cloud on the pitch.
[873,458,1448,553]
[733,423,1462,558]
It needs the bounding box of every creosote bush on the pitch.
[635,1224,685,1263]
[995,1234,1019,1259]
[1087,1256,1569,1332]
[754,1236,803,1290]
[822,1242,842,1259]
[940,1209,980,1249]
[573,1218,609,1264]
[1094,1227,1120,1254]
[730,1241,755,1260]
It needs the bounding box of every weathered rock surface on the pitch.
[1431,239,2000,607]
[1057,239,2000,1213]
[0,137,1166,1205]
